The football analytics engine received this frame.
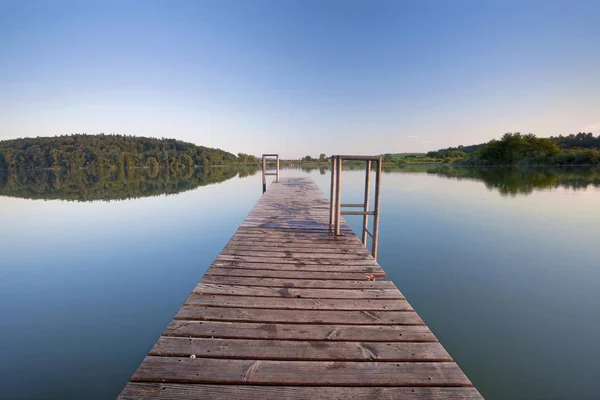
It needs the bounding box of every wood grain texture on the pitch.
[194,283,403,299]
[150,337,451,361]
[174,306,423,325]
[216,254,380,265]
[185,295,413,310]
[210,261,385,273]
[200,275,397,289]
[204,267,381,280]
[163,321,437,342]
[131,357,473,386]
[119,383,483,400]
[118,177,480,399]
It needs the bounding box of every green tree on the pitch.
[0,134,239,170]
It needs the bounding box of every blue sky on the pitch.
[1,0,599,157]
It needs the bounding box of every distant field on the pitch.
[386,153,426,160]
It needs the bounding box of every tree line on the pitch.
[0,134,260,170]
[427,132,600,165]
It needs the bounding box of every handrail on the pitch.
[329,155,382,259]
[262,154,280,193]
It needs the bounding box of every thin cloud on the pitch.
[404,135,419,139]
[582,124,600,133]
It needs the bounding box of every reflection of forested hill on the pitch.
[0,166,257,202]
[426,166,600,196]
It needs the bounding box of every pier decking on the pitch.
[119,177,482,399]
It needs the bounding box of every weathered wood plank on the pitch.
[228,238,363,245]
[150,337,452,361]
[174,306,423,325]
[119,177,480,398]
[204,267,381,280]
[131,357,473,386]
[210,262,385,273]
[194,283,402,299]
[185,295,414,310]
[224,244,372,254]
[220,250,373,260]
[225,240,366,250]
[163,321,437,342]
[216,255,379,265]
[200,276,396,289]
[119,383,483,400]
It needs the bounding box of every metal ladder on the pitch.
[261,154,280,193]
[329,155,382,259]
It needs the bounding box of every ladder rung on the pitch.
[340,203,364,208]
[365,228,373,238]
[341,211,375,216]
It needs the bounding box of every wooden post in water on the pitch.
[329,156,337,234]
[262,156,267,193]
[334,156,342,236]
[372,157,382,259]
[362,160,371,246]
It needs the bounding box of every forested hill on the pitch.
[0,134,244,170]
[427,132,600,165]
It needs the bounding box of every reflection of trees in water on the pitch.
[237,166,259,178]
[0,166,251,202]
[427,166,600,196]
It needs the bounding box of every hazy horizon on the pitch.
[2,0,599,158]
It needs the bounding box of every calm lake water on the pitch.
[1,166,599,399]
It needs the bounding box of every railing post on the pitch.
[262,155,267,194]
[329,156,337,234]
[335,156,342,236]
[372,157,382,259]
[361,160,371,246]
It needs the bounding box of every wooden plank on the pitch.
[216,255,379,265]
[194,283,402,299]
[232,233,355,240]
[163,320,438,343]
[174,306,423,325]
[225,240,366,250]
[200,276,396,289]
[119,177,480,399]
[233,229,354,236]
[220,250,373,260]
[224,244,372,254]
[119,383,483,400]
[131,357,473,386]
[210,262,385,273]
[228,235,361,243]
[185,295,414,311]
[150,337,452,361]
[204,267,381,280]
[235,227,353,234]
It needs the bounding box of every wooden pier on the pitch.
[119,177,482,399]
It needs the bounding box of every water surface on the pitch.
[1,166,599,399]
